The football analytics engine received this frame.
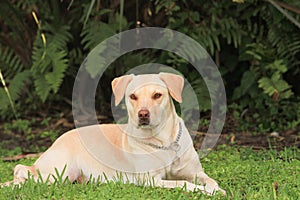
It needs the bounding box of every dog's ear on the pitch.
[159,72,184,103]
[112,74,134,106]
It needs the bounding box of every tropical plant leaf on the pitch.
[258,75,293,100]
[0,70,31,112]
[8,70,31,100]
[31,23,71,101]
[233,70,257,100]
[0,45,25,78]
[45,51,68,93]
[34,76,51,102]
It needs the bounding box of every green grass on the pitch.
[0,145,299,199]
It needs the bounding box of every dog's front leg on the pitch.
[173,148,226,195]
[188,158,226,195]
[188,156,226,195]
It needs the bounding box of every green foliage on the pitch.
[0,1,131,112]
[30,18,72,101]
[232,38,297,131]
[153,0,300,132]
[0,0,299,132]
[1,118,59,154]
[258,72,293,101]
[234,58,293,103]
[0,45,25,78]
[4,119,33,135]
[0,43,30,113]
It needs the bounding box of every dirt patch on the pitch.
[193,130,300,151]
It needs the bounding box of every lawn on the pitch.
[0,145,299,200]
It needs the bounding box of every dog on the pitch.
[2,72,225,195]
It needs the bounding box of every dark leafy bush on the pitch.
[0,0,299,133]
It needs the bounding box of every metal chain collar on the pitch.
[138,122,182,153]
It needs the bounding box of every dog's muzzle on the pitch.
[138,108,150,126]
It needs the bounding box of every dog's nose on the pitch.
[138,109,150,126]
[138,109,150,119]
[138,108,150,126]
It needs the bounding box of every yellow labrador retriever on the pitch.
[3,73,225,195]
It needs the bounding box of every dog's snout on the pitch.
[138,108,150,126]
[138,109,150,119]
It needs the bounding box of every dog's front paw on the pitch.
[186,183,205,192]
[204,181,226,196]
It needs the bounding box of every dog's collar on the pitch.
[138,122,182,154]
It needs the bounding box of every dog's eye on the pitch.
[130,94,137,100]
[153,93,162,100]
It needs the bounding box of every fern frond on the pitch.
[44,23,73,50]
[258,75,293,100]
[191,78,211,111]
[81,9,128,51]
[34,76,51,102]
[8,70,31,100]
[0,45,24,78]
[31,24,71,101]
[45,50,68,93]
[0,69,31,114]
[81,21,116,50]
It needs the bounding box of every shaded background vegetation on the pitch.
[0,0,300,152]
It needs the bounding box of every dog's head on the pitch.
[112,73,184,129]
